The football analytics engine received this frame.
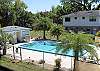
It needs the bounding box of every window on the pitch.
[87,28,90,31]
[74,17,77,20]
[89,16,96,22]
[65,17,70,22]
[82,17,85,19]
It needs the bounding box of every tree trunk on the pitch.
[43,30,46,40]
[73,51,79,71]
[57,35,59,40]
[0,46,1,58]
[13,46,15,60]
[3,45,6,55]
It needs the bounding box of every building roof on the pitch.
[63,10,100,17]
[3,26,30,30]
[2,26,30,32]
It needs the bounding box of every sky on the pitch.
[23,0,60,13]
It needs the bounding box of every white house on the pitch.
[63,10,100,34]
[2,26,30,43]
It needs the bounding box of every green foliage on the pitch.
[0,0,33,28]
[63,2,84,13]
[0,30,13,44]
[53,58,61,71]
[50,25,63,40]
[95,4,100,10]
[96,31,100,37]
[0,57,49,71]
[14,0,33,27]
[58,33,95,54]
[0,29,13,55]
[57,32,98,71]
[0,0,100,29]
[34,17,52,31]
[33,17,52,39]
[51,5,63,24]
[14,0,27,17]
[55,58,61,68]
[60,0,100,10]
[15,11,34,28]
[0,0,14,26]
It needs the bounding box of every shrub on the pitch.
[96,31,100,37]
[38,60,45,64]
[53,58,61,71]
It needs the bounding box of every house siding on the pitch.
[63,16,100,27]
[63,10,100,34]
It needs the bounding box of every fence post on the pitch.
[20,48,22,61]
[43,51,44,69]
[71,57,73,71]
[0,45,1,59]
[13,44,15,60]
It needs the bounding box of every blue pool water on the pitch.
[19,40,74,56]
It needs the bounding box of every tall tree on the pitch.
[0,0,28,27]
[34,17,52,39]
[51,5,63,24]
[57,33,98,71]
[95,4,100,10]
[0,0,14,27]
[14,0,28,26]
[50,25,63,40]
[61,0,100,10]
[15,0,27,16]
[62,2,84,13]
[50,3,83,24]
[15,11,34,28]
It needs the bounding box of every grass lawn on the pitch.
[0,57,51,71]
[30,30,56,40]
[30,30,67,40]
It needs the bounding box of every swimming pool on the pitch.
[19,40,74,57]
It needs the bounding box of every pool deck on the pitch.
[6,39,100,71]
[6,42,74,70]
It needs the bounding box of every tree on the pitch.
[96,31,100,37]
[95,4,100,10]
[57,33,98,71]
[14,0,28,26]
[50,25,63,40]
[51,5,63,24]
[0,30,13,55]
[61,0,100,10]
[15,11,34,28]
[34,17,52,39]
[53,58,61,71]
[14,0,27,18]
[0,0,15,27]
[0,0,28,27]
[62,2,84,13]
[95,31,100,47]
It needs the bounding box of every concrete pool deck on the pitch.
[6,41,100,71]
[6,43,74,70]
